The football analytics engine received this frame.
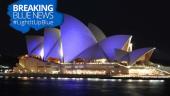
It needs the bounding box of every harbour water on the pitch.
[0,77,170,96]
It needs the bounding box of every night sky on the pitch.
[0,0,170,65]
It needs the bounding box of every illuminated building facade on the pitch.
[13,14,168,76]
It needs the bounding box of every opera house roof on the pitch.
[26,14,155,64]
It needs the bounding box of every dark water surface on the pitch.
[0,77,170,96]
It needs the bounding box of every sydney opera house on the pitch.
[13,14,168,76]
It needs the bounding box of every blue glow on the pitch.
[44,28,61,60]
[75,44,106,61]
[26,36,44,56]
[122,48,155,65]
[99,35,131,61]
[61,14,97,62]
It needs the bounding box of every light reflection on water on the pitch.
[0,77,169,96]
